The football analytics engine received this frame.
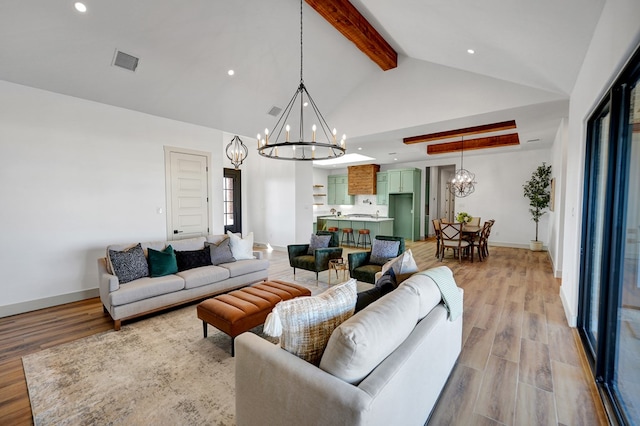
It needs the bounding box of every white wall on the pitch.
[0,80,227,315]
[560,0,640,326]
[548,118,568,278]
[399,146,553,247]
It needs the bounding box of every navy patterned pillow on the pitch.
[307,234,332,255]
[108,243,149,284]
[369,239,400,265]
[175,247,212,271]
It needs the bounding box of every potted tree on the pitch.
[523,163,552,251]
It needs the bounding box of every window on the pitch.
[223,168,242,234]
[579,44,640,424]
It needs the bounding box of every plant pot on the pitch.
[529,240,544,251]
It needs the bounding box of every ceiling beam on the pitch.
[403,120,517,144]
[305,0,397,71]
[426,133,520,155]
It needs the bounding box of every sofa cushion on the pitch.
[220,258,270,278]
[307,233,331,255]
[177,265,230,289]
[169,236,206,252]
[109,275,185,306]
[399,270,446,320]
[175,248,212,272]
[227,231,255,260]
[369,239,400,265]
[108,243,149,284]
[320,285,420,385]
[380,249,419,284]
[205,238,235,265]
[147,245,179,277]
[272,278,356,365]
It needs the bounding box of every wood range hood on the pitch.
[348,164,380,195]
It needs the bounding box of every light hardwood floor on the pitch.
[0,240,608,425]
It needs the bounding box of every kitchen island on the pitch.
[322,216,394,244]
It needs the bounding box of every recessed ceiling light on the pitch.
[467,49,475,55]
[394,158,398,161]
[303,102,309,107]
[227,69,235,76]
[74,2,87,12]
[358,147,362,150]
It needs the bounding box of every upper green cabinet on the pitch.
[327,175,354,205]
[376,172,388,205]
[388,169,417,193]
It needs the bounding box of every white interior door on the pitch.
[167,151,210,239]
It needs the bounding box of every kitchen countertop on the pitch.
[327,216,393,222]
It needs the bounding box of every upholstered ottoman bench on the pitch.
[197,280,311,355]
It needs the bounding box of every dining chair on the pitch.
[473,221,492,261]
[432,219,442,258]
[440,217,451,224]
[483,219,495,258]
[467,216,481,226]
[439,222,471,263]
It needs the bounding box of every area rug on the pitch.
[22,304,251,425]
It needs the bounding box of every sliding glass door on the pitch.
[579,46,640,425]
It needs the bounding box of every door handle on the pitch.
[173,230,183,234]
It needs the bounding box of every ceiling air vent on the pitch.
[112,50,139,72]
[267,106,282,117]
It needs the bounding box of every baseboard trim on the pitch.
[0,288,100,318]
[559,285,578,327]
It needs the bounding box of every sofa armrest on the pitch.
[97,258,119,293]
[235,333,369,426]
[314,247,343,269]
[348,251,371,274]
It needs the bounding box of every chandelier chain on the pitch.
[300,0,303,84]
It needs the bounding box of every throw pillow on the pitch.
[108,243,149,284]
[307,233,332,255]
[147,245,178,277]
[226,231,254,260]
[369,239,401,265]
[355,268,396,313]
[265,278,357,366]
[174,247,212,272]
[380,249,419,284]
[205,238,235,265]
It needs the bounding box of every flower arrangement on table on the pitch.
[456,212,473,223]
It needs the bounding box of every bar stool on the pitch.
[341,228,355,247]
[327,227,339,232]
[357,229,372,249]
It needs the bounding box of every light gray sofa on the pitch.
[235,268,463,426]
[98,235,269,330]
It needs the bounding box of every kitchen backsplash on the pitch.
[314,194,390,217]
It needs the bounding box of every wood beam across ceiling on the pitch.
[427,133,520,155]
[305,0,397,71]
[403,120,517,144]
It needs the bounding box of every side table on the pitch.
[328,258,348,285]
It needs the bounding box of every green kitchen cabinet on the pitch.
[388,169,418,194]
[376,172,388,205]
[327,175,353,205]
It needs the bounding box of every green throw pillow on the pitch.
[148,245,178,277]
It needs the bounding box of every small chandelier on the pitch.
[225,135,248,169]
[257,0,346,161]
[449,136,476,197]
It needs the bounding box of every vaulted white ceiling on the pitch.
[0,0,605,165]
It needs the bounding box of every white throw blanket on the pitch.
[416,267,462,321]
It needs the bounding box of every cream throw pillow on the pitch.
[380,249,419,284]
[226,231,254,260]
[265,279,357,365]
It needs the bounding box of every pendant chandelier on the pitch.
[225,135,248,169]
[449,136,476,197]
[257,0,346,161]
